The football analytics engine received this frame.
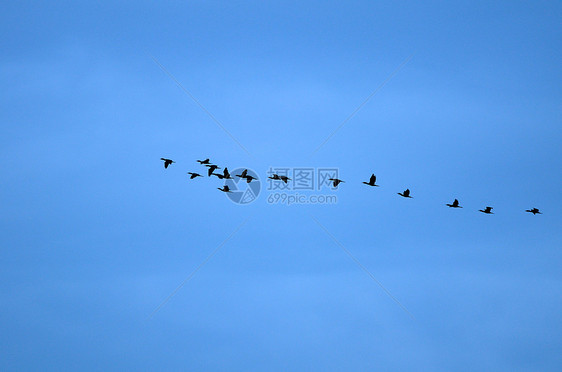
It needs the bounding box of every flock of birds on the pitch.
[160,157,543,215]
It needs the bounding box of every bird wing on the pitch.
[370,174,376,184]
[404,189,410,196]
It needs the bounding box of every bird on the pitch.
[197,158,210,164]
[479,206,494,214]
[245,175,256,183]
[268,174,291,183]
[362,174,379,187]
[525,208,542,215]
[397,189,412,198]
[206,164,221,176]
[328,178,344,187]
[187,172,202,179]
[236,169,248,178]
[218,185,232,193]
[446,199,462,208]
[223,167,233,179]
[160,158,175,169]
[211,173,225,179]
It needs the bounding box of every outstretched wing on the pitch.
[370,174,376,184]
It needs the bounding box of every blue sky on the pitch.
[1,1,561,370]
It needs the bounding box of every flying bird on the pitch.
[236,169,248,178]
[362,174,379,187]
[206,164,221,176]
[222,168,233,179]
[328,178,344,187]
[160,158,175,169]
[211,173,225,179]
[217,185,232,193]
[525,208,542,215]
[479,206,494,214]
[397,189,412,198]
[187,172,202,179]
[446,199,462,208]
[268,174,291,183]
[197,158,210,164]
[235,169,255,182]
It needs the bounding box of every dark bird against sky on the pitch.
[218,185,232,193]
[187,172,202,179]
[479,206,494,214]
[328,178,344,187]
[160,158,174,169]
[398,189,412,198]
[206,164,221,176]
[525,208,542,215]
[362,174,379,187]
[446,199,462,208]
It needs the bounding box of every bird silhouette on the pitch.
[398,189,412,198]
[268,174,291,183]
[446,199,462,208]
[236,169,248,178]
[206,164,221,176]
[160,158,175,169]
[187,172,202,179]
[525,208,542,215]
[197,158,210,164]
[218,185,232,193]
[245,175,256,183]
[362,174,379,187]
[328,178,344,187]
[479,206,494,214]
[211,173,225,179]
[222,168,233,179]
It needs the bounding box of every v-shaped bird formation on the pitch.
[160,157,542,215]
